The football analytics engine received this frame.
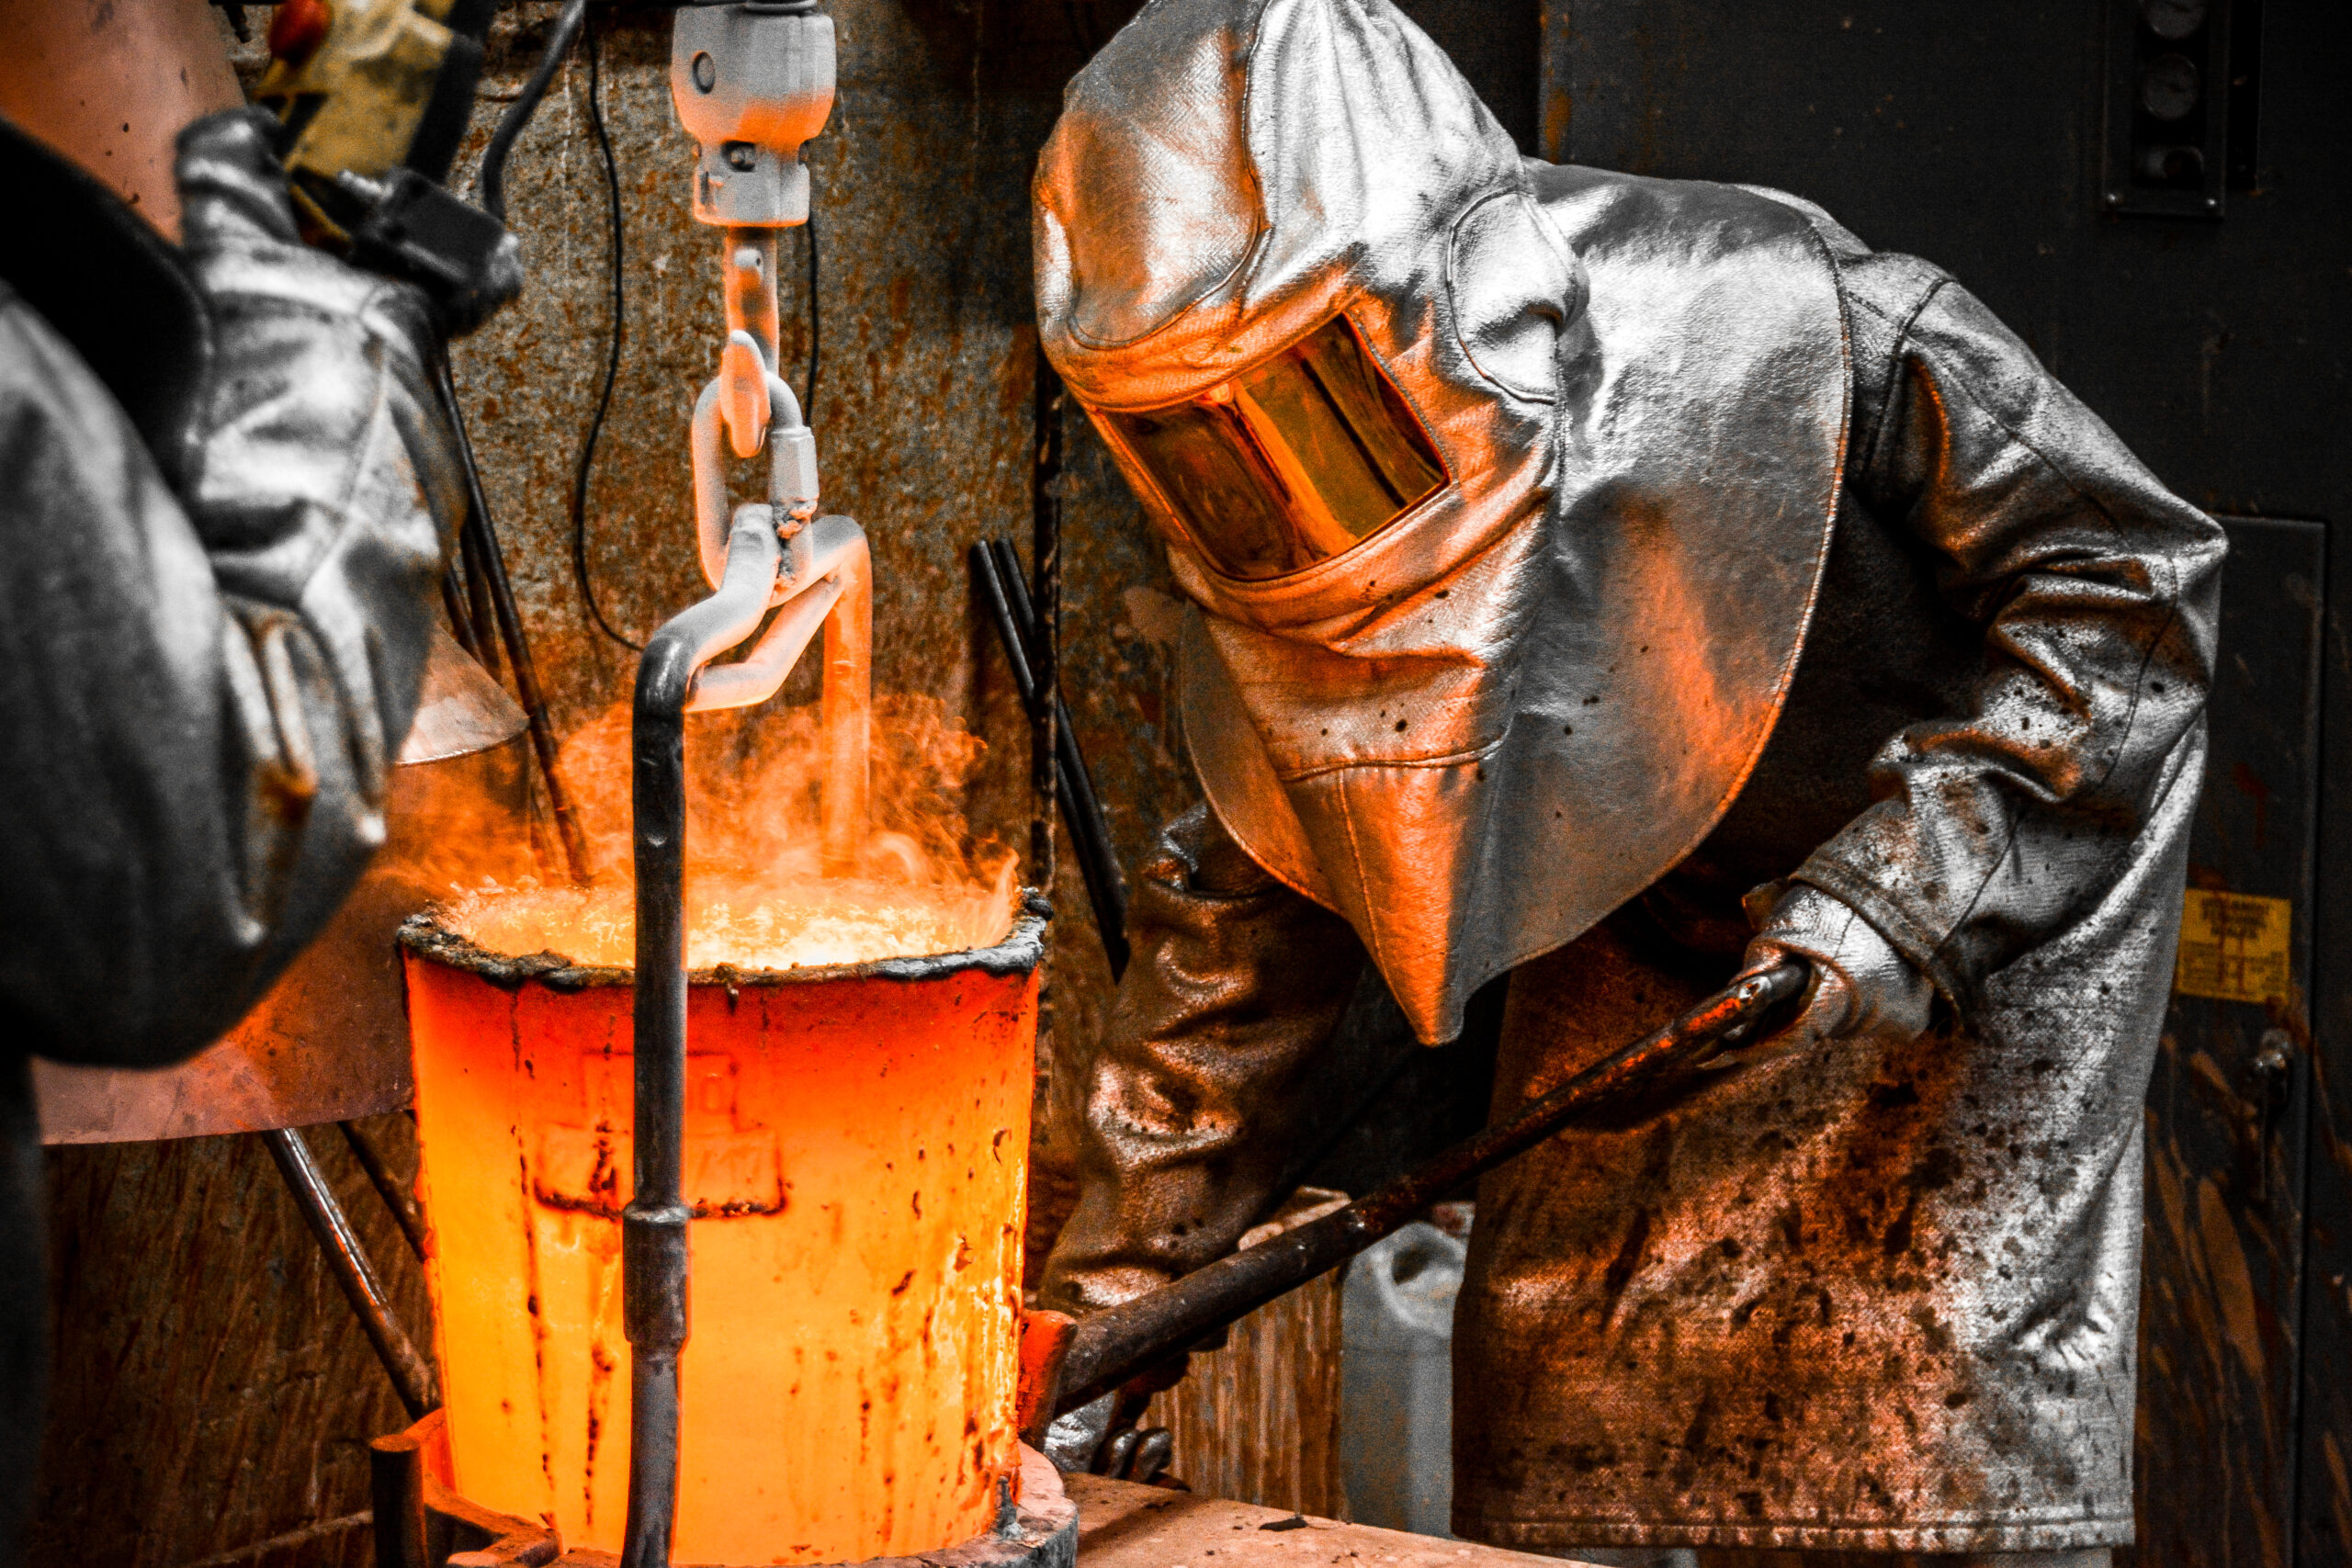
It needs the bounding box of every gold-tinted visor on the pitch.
[1091,317,1447,581]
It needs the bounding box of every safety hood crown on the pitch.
[1034,0,1531,410]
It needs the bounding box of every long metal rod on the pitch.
[434,355,594,883]
[439,568,482,665]
[988,537,1128,961]
[456,513,504,681]
[339,1119,428,1262]
[1046,961,1810,1417]
[616,498,853,1568]
[261,1127,440,1420]
[971,543,1130,976]
[1030,353,1063,890]
[623,620,696,1568]
[988,537,1126,951]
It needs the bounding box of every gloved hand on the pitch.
[1740,884,1935,1048]
[168,107,460,944]
[1043,1391,1178,1483]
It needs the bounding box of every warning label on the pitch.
[2175,889,2294,1005]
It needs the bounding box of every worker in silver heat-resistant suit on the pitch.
[0,108,458,1552]
[1032,2,2224,1564]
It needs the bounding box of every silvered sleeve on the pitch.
[1038,802,1367,1313]
[0,111,455,1068]
[1793,250,2227,1010]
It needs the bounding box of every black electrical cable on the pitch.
[555,13,820,650]
[478,0,590,225]
[571,9,641,651]
[801,211,821,423]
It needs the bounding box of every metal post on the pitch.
[623,632,695,1568]
[1028,349,1064,890]
[261,1126,439,1420]
[990,536,1128,974]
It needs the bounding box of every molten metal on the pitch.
[401,898,1039,1565]
[445,870,1012,973]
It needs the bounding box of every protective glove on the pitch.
[168,107,460,950]
[1041,1364,1185,1484]
[1739,883,1935,1047]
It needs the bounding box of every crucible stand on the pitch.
[369,1411,1077,1568]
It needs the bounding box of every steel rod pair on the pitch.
[262,1127,439,1421]
[435,356,594,884]
[971,538,1130,977]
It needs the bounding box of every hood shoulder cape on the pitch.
[1183,167,1852,1041]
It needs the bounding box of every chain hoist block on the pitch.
[670,2,835,230]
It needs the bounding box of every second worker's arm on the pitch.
[0,110,459,1068]
[1037,801,1368,1314]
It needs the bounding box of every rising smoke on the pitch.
[440,694,1019,970]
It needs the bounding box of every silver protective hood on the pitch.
[1035,0,1850,1041]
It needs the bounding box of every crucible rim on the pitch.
[395,891,1048,993]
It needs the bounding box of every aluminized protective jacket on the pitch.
[0,108,456,1548]
[0,108,457,1067]
[1035,0,2224,1553]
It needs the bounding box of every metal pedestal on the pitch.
[369,1413,1077,1568]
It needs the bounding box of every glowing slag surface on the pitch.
[442,865,1017,972]
[437,693,1020,971]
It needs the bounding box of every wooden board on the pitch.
[1066,1471,1589,1568]
[1143,1273,1346,1521]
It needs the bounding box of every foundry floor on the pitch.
[1065,1474,1600,1568]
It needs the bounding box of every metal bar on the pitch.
[610,508,805,1568]
[972,543,1130,977]
[1046,961,1810,1416]
[261,1127,440,1420]
[440,567,482,665]
[722,226,781,371]
[1029,355,1064,892]
[988,536,1129,963]
[339,1120,428,1262]
[458,513,504,682]
[622,614,705,1568]
[818,532,873,874]
[434,355,594,884]
[368,1423,433,1568]
[182,1511,377,1568]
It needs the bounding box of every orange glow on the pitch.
[441,869,1015,973]
[404,929,1038,1563]
[402,694,1036,1562]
